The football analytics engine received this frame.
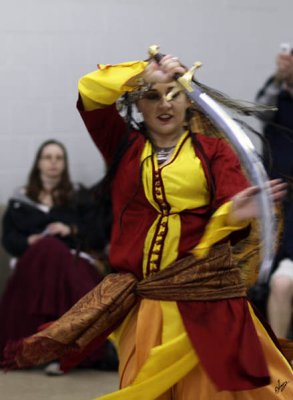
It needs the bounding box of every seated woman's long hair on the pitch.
[26,139,74,206]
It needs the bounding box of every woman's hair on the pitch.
[26,139,74,206]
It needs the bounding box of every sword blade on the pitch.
[185,82,276,283]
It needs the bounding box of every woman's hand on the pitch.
[143,54,186,84]
[27,234,44,246]
[45,222,71,237]
[228,179,287,225]
[276,53,293,86]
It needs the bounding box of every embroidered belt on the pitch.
[4,244,246,368]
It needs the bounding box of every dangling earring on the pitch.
[133,104,144,125]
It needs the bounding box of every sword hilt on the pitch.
[148,44,202,100]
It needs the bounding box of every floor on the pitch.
[0,368,118,400]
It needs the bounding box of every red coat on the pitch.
[77,99,270,391]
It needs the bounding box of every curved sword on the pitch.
[148,45,276,283]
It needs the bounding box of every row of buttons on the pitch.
[148,170,170,274]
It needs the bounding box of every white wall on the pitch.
[0,0,292,203]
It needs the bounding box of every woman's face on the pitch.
[38,144,66,179]
[137,82,190,142]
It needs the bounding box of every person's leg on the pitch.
[267,259,293,338]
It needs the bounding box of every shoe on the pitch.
[44,361,64,376]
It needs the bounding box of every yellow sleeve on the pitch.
[78,60,148,111]
[192,201,250,259]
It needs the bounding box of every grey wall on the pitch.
[0,0,292,203]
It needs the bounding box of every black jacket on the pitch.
[2,186,110,257]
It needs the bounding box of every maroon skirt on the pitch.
[0,236,107,365]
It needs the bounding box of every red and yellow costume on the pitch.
[75,61,292,399]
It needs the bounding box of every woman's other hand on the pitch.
[228,179,287,224]
[46,222,71,237]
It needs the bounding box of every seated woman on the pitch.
[0,139,117,373]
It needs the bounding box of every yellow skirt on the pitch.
[95,299,293,400]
